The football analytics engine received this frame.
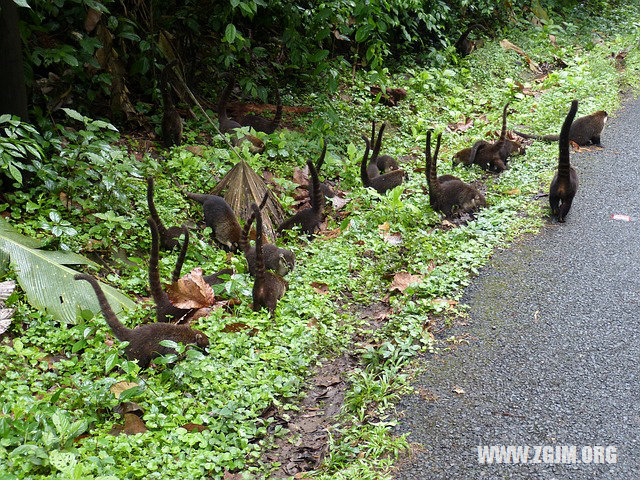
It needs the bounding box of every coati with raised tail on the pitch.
[239,87,282,134]
[366,121,381,179]
[165,221,233,286]
[161,60,183,147]
[278,139,326,235]
[250,203,288,313]
[147,177,183,250]
[455,23,486,57]
[241,192,295,276]
[218,74,265,153]
[514,110,607,146]
[218,73,242,134]
[549,100,579,223]
[468,102,523,172]
[426,131,486,216]
[371,122,399,173]
[185,192,242,251]
[360,136,404,195]
[313,141,336,199]
[452,141,489,167]
[74,274,209,369]
[148,218,192,323]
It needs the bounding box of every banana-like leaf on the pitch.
[0,218,136,324]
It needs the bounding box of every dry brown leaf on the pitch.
[447,117,474,133]
[222,322,258,336]
[330,196,350,210]
[166,268,216,309]
[389,272,424,293]
[432,298,458,308]
[292,166,309,186]
[182,423,208,432]
[113,401,143,416]
[185,145,204,156]
[310,282,329,294]
[378,222,390,233]
[504,188,521,195]
[110,382,139,399]
[549,34,558,48]
[383,232,403,246]
[500,39,540,73]
[122,413,147,435]
[452,386,465,395]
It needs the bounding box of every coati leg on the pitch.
[557,198,573,223]
[549,194,560,216]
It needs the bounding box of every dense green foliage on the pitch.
[1,0,640,479]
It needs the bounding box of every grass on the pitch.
[2,2,640,479]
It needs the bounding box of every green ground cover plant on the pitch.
[1,2,640,479]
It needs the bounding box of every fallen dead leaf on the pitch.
[185,145,204,156]
[321,227,342,239]
[182,423,208,433]
[330,196,349,210]
[222,322,258,336]
[504,188,521,195]
[292,166,309,186]
[549,34,558,48]
[122,413,147,435]
[110,381,139,399]
[500,39,541,73]
[447,117,474,133]
[382,232,403,246]
[166,268,216,309]
[452,386,465,395]
[378,222,390,233]
[389,272,424,293]
[310,282,329,294]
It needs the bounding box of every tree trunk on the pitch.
[0,0,28,120]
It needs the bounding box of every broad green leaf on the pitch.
[12,0,31,8]
[0,218,136,324]
[61,108,85,122]
[224,24,237,43]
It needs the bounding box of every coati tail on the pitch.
[218,74,236,121]
[372,122,387,161]
[360,135,371,187]
[240,191,269,253]
[468,140,487,167]
[558,100,579,179]
[271,88,282,131]
[147,217,166,308]
[161,61,178,108]
[252,203,265,282]
[426,131,442,198]
[309,141,325,213]
[147,177,168,237]
[500,102,510,141]
[171,226,189,283]
[513,130,559,142]
[316,137,328,172]
[74,274,130,341]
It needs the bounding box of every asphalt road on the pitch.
[394,97,640,479]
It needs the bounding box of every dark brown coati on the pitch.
[161,61,183,147]
[426,131,486,216]
[452,141,489,167]
[147,177,183,250]
[366,121,381,179]
[278,140,326,235]
[360,135,404,195]
[455,23,486,57]
[238,87,282,134]
[313,142,336,199]
[371,122,400,173]
[514,110,607,146]
[468,102,524,172]
[74,273,209,369]
[250,203,288,313]
[185,192,242,251]
[203,268,233,286]
[148,218,192,323]
[241,192,295,276]
[218,73,242,134]
[549,100,579,223]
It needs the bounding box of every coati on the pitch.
[218,73,265,153]
[366,121,381,179]
[238,87,282,134]
[185,192,242,251]
[514,110,607,146]
[468,103,524,172]
[549,100,579,223]
[455,24,485,57]
[360,135,404,195]
[452,141,489,167]
[425,130,486,216]
[218,73,242,134]
[250,203,288,313]
[147,177,183,250]
[313,142,336,199]
[165,221,233,286]
[148,218,192,323]
[278,139,326,235]
[161,60,183,147]
[74,273,209,369]
[371,122,399,173]
[241,192,295,276]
